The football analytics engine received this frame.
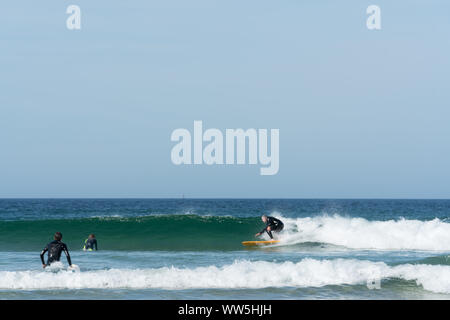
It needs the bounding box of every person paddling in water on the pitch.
[83,234,98,251]
[40,232,72,268]
[255,215,284,239]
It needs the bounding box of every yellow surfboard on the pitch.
[242,240,280,246]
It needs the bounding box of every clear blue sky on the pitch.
[1,1,449,198]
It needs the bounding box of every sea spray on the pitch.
[280,215,450,250]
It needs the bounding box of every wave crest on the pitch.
[279,215,450,250]
[2,259,450,294]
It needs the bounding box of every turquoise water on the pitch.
[1,199,450,299]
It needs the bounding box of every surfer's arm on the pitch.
[255,226,268,237]
[94,239,98,251]
[40,247,47,267]
[63,244,72,266]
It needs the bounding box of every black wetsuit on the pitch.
[40,240,72,266]
[84,238,98,251]
[260,216,284,239]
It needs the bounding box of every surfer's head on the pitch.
[54,232,63,241]
[261,215,268,223]
[89,234,95,239]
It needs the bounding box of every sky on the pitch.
[0,1,449,198]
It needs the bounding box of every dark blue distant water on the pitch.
[1,198,450,221]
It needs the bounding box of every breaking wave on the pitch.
[2,214,450,251]
[1,259,450,294]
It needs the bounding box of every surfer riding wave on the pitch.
[255,215,284,239]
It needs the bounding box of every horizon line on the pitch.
[1,197,450,200]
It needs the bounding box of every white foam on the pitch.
[275,215,450,250]
[1,259,450,294]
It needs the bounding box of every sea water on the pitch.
[1,199,450,299]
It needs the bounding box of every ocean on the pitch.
[1,199,450,299]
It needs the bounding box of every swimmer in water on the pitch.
[83,234,98,251]
[40,232,72,268]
